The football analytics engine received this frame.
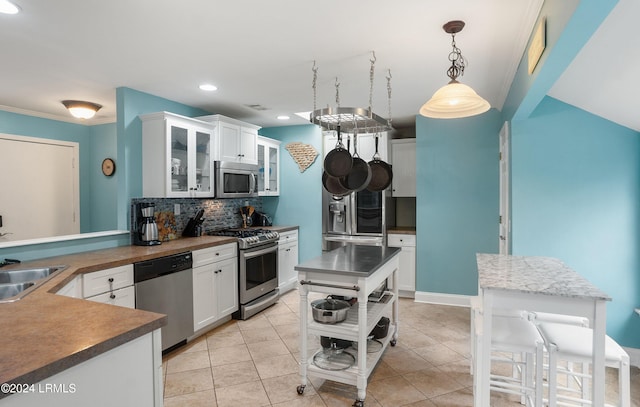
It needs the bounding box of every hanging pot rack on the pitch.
[310,52,393,134]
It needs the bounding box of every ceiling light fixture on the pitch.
[0,0,20,14]
[199,84,218,91]
[61,100,102,119]
[419,20,490,119]
[277,115,290,120]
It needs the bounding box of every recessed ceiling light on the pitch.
[199,84,218,91]
[0,0,20,14]
[277,115,290,120]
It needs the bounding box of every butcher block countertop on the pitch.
[0,235,237,396]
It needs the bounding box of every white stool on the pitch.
[470,302,544,406]
[536,322,630,407]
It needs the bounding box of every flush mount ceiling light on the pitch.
[419,20,490,119]
[0,0,20,14]
[277,115,290,120]
[61,100,102,119]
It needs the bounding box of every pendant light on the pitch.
[420,20,490,119]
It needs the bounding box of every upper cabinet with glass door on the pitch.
[140,112,214,198]
[256,136,280,196]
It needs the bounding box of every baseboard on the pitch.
[414,291,640,368]
[414,291,472,307]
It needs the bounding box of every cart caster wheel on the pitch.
[296,385,305,395]
[352,399,364,407]
[390,339,397,347]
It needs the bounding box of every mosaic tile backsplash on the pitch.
[131,197,264,241]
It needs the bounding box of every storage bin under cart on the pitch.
[294,245,401,407]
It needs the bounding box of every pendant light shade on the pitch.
[419,80,490,119]
[420,20,490,119]
[62,100,102,119]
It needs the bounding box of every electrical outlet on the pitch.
[174,204,180,215]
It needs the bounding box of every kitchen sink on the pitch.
[0,266,67,303]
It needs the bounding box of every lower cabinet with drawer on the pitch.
[192,243,238,332]
[278,230,299,294]
[387,233,416,296]
[82,264,135,308]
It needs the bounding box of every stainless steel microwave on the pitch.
[214,161,258,199]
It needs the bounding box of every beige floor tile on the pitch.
[254,353,299,379]
[264,301,297,316]
[211,360,260,388]
[399,327,440,348]
[166,350,212,374]
[402,400,438,407]
[166,335,208,356]
[215,379,271,407]
[368,360,401,382]
[403,365,467,399]
[206,319,240,335]
[248,338,291,360]
[367,375,427,406]
[380,348,431,374]
[164,367,214,398]
[164,389,217,407]
[243,325,282,344]
[209,343,252,366]
[412,343,465,367]
[427,386,474,406]
[261,372,317,404]
[237,314,272,331]
[267,311,300,327]
[206,330,245,349]
[434,358,473,388]
[274,322,300,339]
[316,380,381,407]
[272,394,327,407]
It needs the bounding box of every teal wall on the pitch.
[415,109,502,295]
[511,96,640,348]
[87,123,118,232]
[115,87,210,230]
[259,124,323,263]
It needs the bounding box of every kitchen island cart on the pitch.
[295,245,401,407]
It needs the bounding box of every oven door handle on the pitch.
[242,242,278,259]
[250,173,256,193]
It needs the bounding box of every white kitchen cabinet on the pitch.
[278,230,298,293]
[192,243,238,332]
[140,112,214,198]
[387,233,416,296]
[82,264,135,308]
[0,330,162,407]
[56,275,81,298]
[257,136,280,196]
[390,139,416,197]
[198,114,260,164]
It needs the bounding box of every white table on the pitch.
[474,254,611,406]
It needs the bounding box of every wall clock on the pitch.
[101,158,116,176]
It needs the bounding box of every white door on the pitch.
[499,122,510,254]
[0,134,79,242]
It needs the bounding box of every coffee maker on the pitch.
[133,202,161,246]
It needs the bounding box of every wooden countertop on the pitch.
[0,235,238,397]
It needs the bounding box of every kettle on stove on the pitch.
[251,211,273,227]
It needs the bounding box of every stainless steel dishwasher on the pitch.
[134,252,194,352]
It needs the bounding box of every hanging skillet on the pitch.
[323,125,353,178]
[323,136,352,196]
[339,132,371,192]
[367,135,393,191]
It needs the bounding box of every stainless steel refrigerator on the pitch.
[322,188,386,251]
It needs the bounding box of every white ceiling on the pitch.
[1,0,549,129]
[548,0,640,132]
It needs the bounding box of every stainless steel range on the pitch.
[209,228,280,319]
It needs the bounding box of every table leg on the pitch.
[356,286,368,402]
[591,300,606,406]
[474,290,493,407]
[298,282,309,389]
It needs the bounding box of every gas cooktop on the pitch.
[209,228,279,249]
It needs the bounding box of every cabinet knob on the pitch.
[215,253,220,256]
[110,293,116,299]
[108,278,114,282]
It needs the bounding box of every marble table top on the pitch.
[476,253,610,301]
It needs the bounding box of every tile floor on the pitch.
[162,289,640,406]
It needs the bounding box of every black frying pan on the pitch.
[323,125,352,178]
[367,136,393,191]
[339,133,371,192]
[322,171,351,196]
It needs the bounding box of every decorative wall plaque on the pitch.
[285,142,318,173]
